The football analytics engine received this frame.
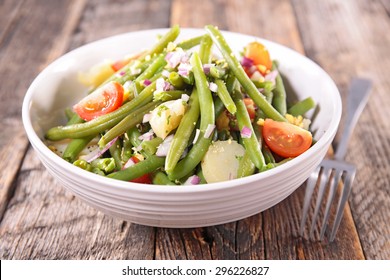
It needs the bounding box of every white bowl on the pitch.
[22,28,341,227]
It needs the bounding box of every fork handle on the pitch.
[334,78,372,161]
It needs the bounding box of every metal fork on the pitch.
[299,78,372,242]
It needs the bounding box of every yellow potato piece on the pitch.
[201,140,245,183]
[149,100,186,139]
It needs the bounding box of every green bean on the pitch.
[73,159,92,171]
[165,89,200,173]
[153,90,187,102]
[214,96,225,119]
[98,101,160,148]
[271,62,287,116]
[237,151,256,178]
[127,127,151,157]
[214,79,237,114]
[62,110,94,163]
[143,25,180,60]
[97,25,180,89]
[168,52,215,180]
[209,65,226,79]
[232,89,266,170]
[46,81,159,141]
[205,25,286,122]
[152,171,176,185]
[168,72,186,89]
[108,155,165,181]
[253,116,275,164]
[181,71,194,85]
[176,35,204,50]
[121,133,133,163]
[63,135,95,163]
[92,168,105,176]
[91,158,116,174]
[262,146,275,164]
[66,113,83,125]
[102,59,151,87]
[65,107,76,121]
[141,137,163,155]
[264,90,273,104]
[287,97,316,116]
[109,138,123,170]
[199,34,213,64]
[135,54,167,83]
[196,169,207,184]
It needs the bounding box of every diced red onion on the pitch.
[208,82,218,92]
[156,134,174,157]
[240,126,252,138]
[204,124,216,139]
[142,113,152,123]
[83,136,118,163]
[162,70,170,77]
[165,49,187,68]
[115,71,126,77]
[138,130,154,141]
[241,56,254,68]
[184,175,201,185]
[155,78,172,94]
[143,79,152,86]
[181,93,190,102]
[203,63,214,75]
[193,129,200,144]
[178,63,192,77]
[123,157,136,169]
[265,69,278,84]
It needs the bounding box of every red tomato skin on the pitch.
[127,156,152,184]
[262,119,312,158]
[73,81,124,121]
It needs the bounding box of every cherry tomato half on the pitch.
[262,119,312,158]
[73,81,124,121]
[244,41,272,74]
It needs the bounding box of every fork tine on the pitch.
[309,166,332,238]
[319,169,343,240]
[299,166,320,236]
[329,166,356,241]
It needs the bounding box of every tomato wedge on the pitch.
[244,41,272,74]
[127,156,152,184]
[262,119,312,158]
[73,81,124,121]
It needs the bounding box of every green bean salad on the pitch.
[45,25,316,185]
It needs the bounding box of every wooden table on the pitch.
[1,0,389,260]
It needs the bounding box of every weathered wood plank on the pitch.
[168,0,363,260]
[0,149,155,259]
[292,0,390,260]
[0,0,86,220]
[0,0,171,259]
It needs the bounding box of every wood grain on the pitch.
[0,0,86,220]
[0,0,171,259]
[0,0,388,260]
[292,0,390,260]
